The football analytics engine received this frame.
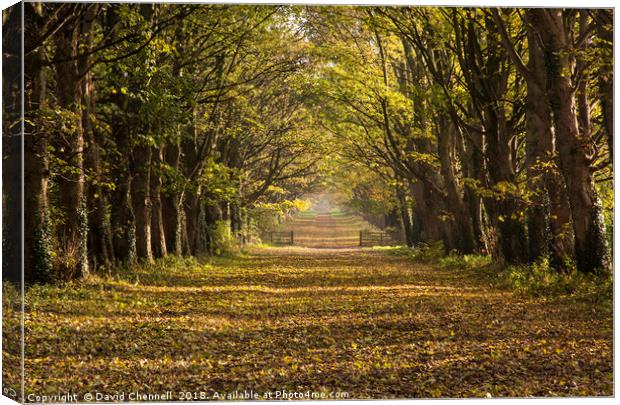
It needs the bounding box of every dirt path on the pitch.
[23,247,612,399]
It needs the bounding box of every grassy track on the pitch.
[275,210,389,248]
[17,247,612,399]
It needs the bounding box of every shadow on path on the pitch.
[23,247,613,398]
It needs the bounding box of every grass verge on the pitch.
[380,243,612,310]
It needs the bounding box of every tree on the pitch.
[528,9,610,273]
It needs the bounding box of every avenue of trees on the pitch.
[2,4,613,284]
[311,7,613,274]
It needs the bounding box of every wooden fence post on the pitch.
[359,231,363,247]
[290,230,294,245]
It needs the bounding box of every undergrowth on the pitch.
[41,249,249,290]
[388,242,613,307]
[500,260,612,306]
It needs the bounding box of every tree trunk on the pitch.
[230,203,243,242]
[184,191,203,255]
[437,117,475,254]
[83,93,112,270]
[53,18,88,279]
[150,147,167,258]
[80,5,112,271]
[546,173,575,270]
[522,14,574,267]
[457,126,486,253]
[396,188,415,246]
[24,41,53,284]
[204,203,222,254]
[162,143,183,255]
[162,193,183,256]
[523,64,550,263]
[410,181,444,244]
[531,9,610,273]
[131,144,153,262]
[469,18,527,264]
[110,183,136,265]
[109,109,136,264]
[483,107,528,264]
[594,9,613,161]
[3,4,24,283]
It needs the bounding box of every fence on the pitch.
[359,231,391,247]
[270,231,294,245]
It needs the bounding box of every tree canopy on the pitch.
[2,4,613,283]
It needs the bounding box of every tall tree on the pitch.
[529,9,610,273]
[492,9,574,268]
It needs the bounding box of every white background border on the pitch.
[0,1,616,404]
